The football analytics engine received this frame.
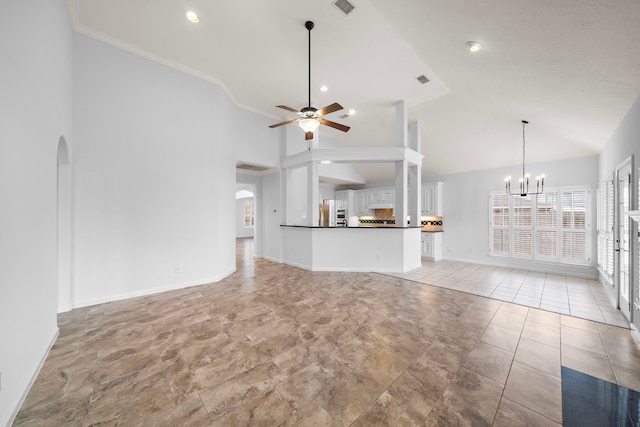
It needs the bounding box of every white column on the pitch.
[395,160,408,227]
[308,162,320,226]
[409,121,422,225]
[281,168,291,225]
[394,101,408,227]
[395,100,408,148]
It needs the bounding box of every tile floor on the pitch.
[389,259,630,327]
[13,238,640,426]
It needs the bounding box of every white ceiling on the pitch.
[66,0,640,184]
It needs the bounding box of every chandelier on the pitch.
[505,120,545,196]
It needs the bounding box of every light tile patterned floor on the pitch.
[389,259,629,327]
[13,239,640,426]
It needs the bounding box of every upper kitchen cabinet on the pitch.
[422,182,443,216]
[355,191,370,215]
[369,187,394,208]
[335,189,355,213]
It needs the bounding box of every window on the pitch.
[489,186,591,266]
[597,177,614,281]
[244,199,255,228]
[490,193,510,255]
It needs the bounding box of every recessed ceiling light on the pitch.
[466,41,483,52]
[320,85,328,92]
[348,109,356,115]
[186,11,199,23]
[321,160,332,164]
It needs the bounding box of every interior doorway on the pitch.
[616,157,633,321]
[57,137,72,312]
[235,183,258,262]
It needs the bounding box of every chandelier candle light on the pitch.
[505,120,545,197]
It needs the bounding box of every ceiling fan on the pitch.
[268,21,350,141]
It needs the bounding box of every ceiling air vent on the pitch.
[333,0,355,15]
[416,75,430,84]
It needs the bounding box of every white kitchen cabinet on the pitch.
[355,191,370,215]
[368,187,394,207]
[422,182,443,216]
[334,190,355,213]
[421,232,443,260]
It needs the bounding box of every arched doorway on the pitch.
[57,137,72,312]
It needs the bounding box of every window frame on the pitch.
[243,199,255,228]
[489,185,591,266]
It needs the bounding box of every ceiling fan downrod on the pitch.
[305,21,314,112]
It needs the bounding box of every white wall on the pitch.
[429,155,600,277]
[236,197,255,238]
[0,0,72,424]
[262,171,284,262]
[599,96,640,183]
[597,94,640,327]
[71,32,275,307]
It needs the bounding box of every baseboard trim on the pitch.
[72,268,237,309]
[7,326,59,427]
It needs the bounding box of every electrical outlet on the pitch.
[174,265,182,273]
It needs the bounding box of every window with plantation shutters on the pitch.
[606,179,614,276]
[596,178,614,281]
[513,195,533,257]
[489,186,591,266]
[490,193,510,255]
[561,189,588,263]
[536,191,558,259]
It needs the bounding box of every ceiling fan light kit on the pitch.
[466,41,483,52]
[505,120,545,197]
[268,20,350,141]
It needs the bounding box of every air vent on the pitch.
[236,162,270,172]
[416,75,429,84]
[333,0,355,15]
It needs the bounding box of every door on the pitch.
[616,158,632,320]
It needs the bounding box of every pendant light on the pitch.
[505,120,545,196]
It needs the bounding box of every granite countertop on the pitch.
[280,225,423,229]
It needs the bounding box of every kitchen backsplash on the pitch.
[357,215,443,231]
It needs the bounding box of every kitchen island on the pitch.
[281,225,422,273]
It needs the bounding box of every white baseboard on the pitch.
[72,268,236,309]
[7,327,59,427]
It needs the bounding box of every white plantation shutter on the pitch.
[490,186,591,266]
[605,179,614,278]
[513,195,533,258]
[596,179,615,280]
[536,192,558,260]
[489,193,510,255]
[561,188,589,264]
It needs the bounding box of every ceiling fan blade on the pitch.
[276,105,301,114]
[317,102,343,116]
[320,119,350,133]
[305,131,314,140]
[268,119,298,129]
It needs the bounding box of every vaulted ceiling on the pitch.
[66,0,640,183]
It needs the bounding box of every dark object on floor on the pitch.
[562,366,640,427]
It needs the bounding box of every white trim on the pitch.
[443,255,598,279]
[67,23,272,121]
[8,327,59,427]
[72,269,236,309]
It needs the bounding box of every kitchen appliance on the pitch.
[319,199,336,227]
[336,208,348,227]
